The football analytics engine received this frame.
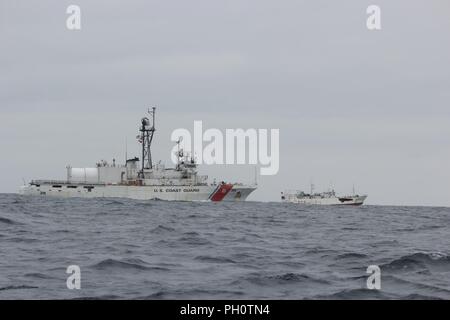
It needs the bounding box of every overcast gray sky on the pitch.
[1,0,449,205]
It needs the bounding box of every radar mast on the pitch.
[139,107,156,177]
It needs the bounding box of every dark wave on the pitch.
[177,232,212,245]
[304,248,336,255]
[91,258,168,271]
[341,227,359,231]
[335,252,368,260]
[420,225,443,230]
[151,224,176,233]
[194,256,236,264]
[381,252,450,271]
[11,199,26,205]
[24,272,54,279]
[141,291,166,299]
[317,288,393,299]
[6,237,37,243]
[403,293,443,300]
[94,211,111,216]
[134,201,155,207]
[0,217,17,225]
[139,288,245,299]
[72,294,122,300]
[0,285,39,291]
[394,227,416,232]
[270,272,329,284]
[242,272,330,286]
[102,200,126,206]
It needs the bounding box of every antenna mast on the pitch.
[125,137,128,164]
[175,137,183,170]
[139,107,156,177]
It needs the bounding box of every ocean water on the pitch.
[0,193,449,300]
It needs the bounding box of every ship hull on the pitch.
[19,183,255,202]
[222,185,257,202]
[283,195,367,206]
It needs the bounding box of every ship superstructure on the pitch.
[20,109,256,202]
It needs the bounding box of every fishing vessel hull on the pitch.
[282,192,367,206]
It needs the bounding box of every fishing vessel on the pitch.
[20,108,257,202]
[281,186,367,206]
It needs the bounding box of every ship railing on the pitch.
[31,179,106,186]
[283,189,304,195]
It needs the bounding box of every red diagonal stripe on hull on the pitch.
[210,184,233,202]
